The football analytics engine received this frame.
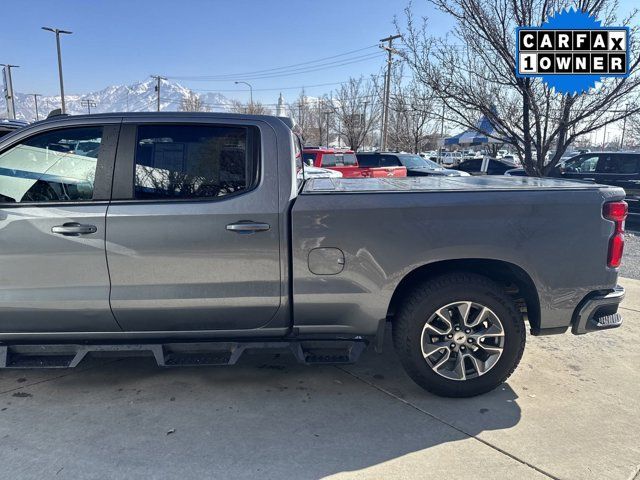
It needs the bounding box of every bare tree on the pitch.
[180,91,209,112]
[288,89,314,143]
[388,78,437,153]
[627,113,640,147]
[330,77,382,151]
[400,0,640,175]
[229,100,271,115]
[302,95,332,146]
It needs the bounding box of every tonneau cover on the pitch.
[302,175,622,194]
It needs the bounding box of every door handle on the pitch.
[583,178,595,181]
[51,222,97,236]
[226,221,270,234]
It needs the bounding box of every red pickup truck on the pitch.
[302,148,406,178]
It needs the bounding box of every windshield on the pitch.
[398,154,442,169]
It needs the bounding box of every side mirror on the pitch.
[306,159,314,167]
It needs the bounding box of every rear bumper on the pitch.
[571,286,625,335]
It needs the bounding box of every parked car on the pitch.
[440,151,463,166]
[506,152,640,216]
[356,152,470,177]
[0,119,28,140]
[0,112,626,398]
[303,148,406,178]
[296,158,343,180]
[419,150,438,161]
[457,158,518,175]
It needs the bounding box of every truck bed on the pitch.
[292,174,624,337]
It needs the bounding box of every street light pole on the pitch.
[42,27,72,114]
[0,64,19,119]
[234,81,253,108]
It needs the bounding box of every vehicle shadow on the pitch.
[0,332,522,479]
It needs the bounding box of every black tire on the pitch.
[392,272,526,398]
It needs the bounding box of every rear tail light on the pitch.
[603,201,628,268]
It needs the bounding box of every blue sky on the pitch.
[1,0,636,104]
[1,0,442,103]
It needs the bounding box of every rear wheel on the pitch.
[393,273,526,397]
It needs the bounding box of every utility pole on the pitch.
[438,103,446,164]
[81,98,96,114]
[151,75,166,112]
[1,64,19,120]
[42,27,72,114]
[28,93,42,121]
[362,100,369,148]
[325,110,331,147]
[620,104,629,150]
[379,34,401,151]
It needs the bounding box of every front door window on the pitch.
[0,127,103,204]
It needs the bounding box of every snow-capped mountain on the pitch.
[1,78,232,122]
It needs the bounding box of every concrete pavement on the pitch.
[1,279,639,480]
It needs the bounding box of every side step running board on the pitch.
[0,340,367,369]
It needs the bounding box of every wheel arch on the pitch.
[386,259,541,333]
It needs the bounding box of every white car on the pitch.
[441,152,463,166]
[297,165,343,180]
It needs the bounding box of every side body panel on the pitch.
[291,183,623,336]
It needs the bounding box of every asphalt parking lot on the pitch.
[1,279,639,480]
[621,219,640,280]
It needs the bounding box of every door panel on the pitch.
[106,122,282,332]
[106,201,281,331]
[0,124,120,333]
[0,205,117,332]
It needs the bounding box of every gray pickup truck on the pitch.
[0,112,627,397]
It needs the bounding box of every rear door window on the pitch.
[616,155,640,174]
[379,155,402,167]
[133,124,258,200]
[356,155,379,167]
[597,155,619,173]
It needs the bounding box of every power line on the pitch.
[168,44,378,80]
[172,53,382,82]
[191,75,383,94]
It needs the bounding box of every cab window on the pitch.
[133,124,258,200]
[563,155,598,173]
[0,127,103,203]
